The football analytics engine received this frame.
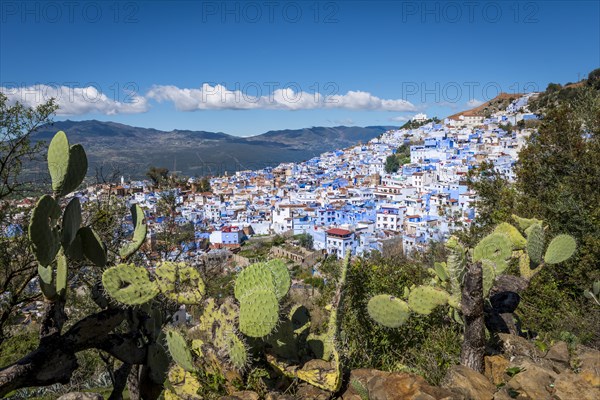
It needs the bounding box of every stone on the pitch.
[543,341,570,372]
[485,355,510,385]
[265,392,295,400]
[57,393,103,400]
[505,359,557,399]
[231,391,260,400]
[553,370,600,400]
[342,369,461,400]
[296,383,331,400]
[498,334,542,360]
[576,345,600,387]
[443,365,495,400]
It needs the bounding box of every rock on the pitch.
[296,383,331,400]
[443,365,495,400]
[232,391,260,400]
[343,369,461,400]
[265,392,295,400]
[544,341,570,372]
[505,359,557,399]
[485,355,509,385]
[57,393,103,400]
[498,334,542,360]
[576,345,600,387]
[553,370,600,400]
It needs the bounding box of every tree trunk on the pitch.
[460,261,485,373]
[107,363,132,400]
[127,365,141,400]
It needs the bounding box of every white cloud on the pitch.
[390,116,409,122]
[0,85,149,115]
[466,98,485,107]
[147,84,416,112]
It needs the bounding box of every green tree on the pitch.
[0,94,57,345]
[296,232,314,250]
[515,86,600,290]
[384,155,400,174]
[146,166,169,187]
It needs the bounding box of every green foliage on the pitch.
[0,329,39,368]
[384,154,400,174]
[295,232,314,250]
[146,166,169,187]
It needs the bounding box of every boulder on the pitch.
[576,345,600,387]
[485,355,510,385]
[296,383,332,400]
[543,341,570,372]
[553,370,600,400]
[505,359,557,399]
[342,369,461,400]
[443,365,495,400]
[498,334,542,360]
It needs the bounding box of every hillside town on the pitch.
[38,93,538,268]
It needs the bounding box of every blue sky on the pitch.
[1,0,598,136]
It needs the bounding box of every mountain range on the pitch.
[30,121,396,179]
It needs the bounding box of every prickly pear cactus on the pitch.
[408,286,450,315]
[29,195,62,267]
[473,232,512,274]
[119,204,147,260]
[166,330,195,372]
[238,289,280,337]
[367,295,410,328]
[102,263,159,305]
[47,131,88,197]
[543,235,576,264]
[155,262,205,304]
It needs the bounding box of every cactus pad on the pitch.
[526,223,545,265]
[56,250,68,298]
[47,131,70,195]
[544,234,576,264]
[407,286,450,315]
[481,260,496,297]
[434,262,449,282]
[60,144,87,196]
[238,289,279,337]
[512,214,542,231]
[226,334,249,370]
[61,197,81,249]
[234,262,275,301]
[119,204,147,260]
[102,263,159,305]
[155,262,205,304]
[166,330,195,372]
[164,365,201,400]
[29,195,61,267]
[473,232,512,274]
[266,259,291,300]
[494,222,527,249]
[367,294,410,328]
[79,227,107,268]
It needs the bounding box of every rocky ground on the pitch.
[57,333,599,400]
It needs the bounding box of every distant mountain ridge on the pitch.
[29,121,396,179]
